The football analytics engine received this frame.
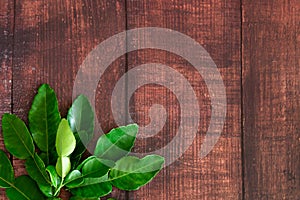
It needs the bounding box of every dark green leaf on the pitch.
[0,150,14,188]
[2,114,35,159]
[25,153,50,185]
[70,175,112,198]
[109,155,164,190]
[67,95,94,138]
[75,156,95,171]
[56,119,76,157]
[82,157,114,178]
[40,149,58,166]
[94,124,138,161]
[70,131,88,169]
[56,156,71,178]
[29,84,61,165]
[25,153,52,196]
[64,170,84,188]
[46,165,60,188]
[5,175,45,200]
[68,95,94,168]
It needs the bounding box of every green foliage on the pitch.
[0,84,164,199]
[29,84,61,165]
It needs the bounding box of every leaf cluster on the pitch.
[0,84,164,200]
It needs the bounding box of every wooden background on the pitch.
[0,0,299,199]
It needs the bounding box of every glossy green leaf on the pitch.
[64,170,84,188]
[70,175,112,198]
[75,156,95,171]
[109,155,164,190]
[40,149,58,166]
[56,119,76,157]
[68,95,94,168]
[46,165,60,188]
[2,114,35,159]
[0,150,14,188]
[82,157,114,178]
[25,153,52,196]
[29,84,61,165]
[5,175,45,200]
[56,156,71,178]
[94,124,138,161]
[67,95,94,137]
[70,131,88,169]
[25,153,50,185]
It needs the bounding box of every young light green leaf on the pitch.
[56,119,76,157]
[0,150,14,188]
[64,170,84,188]
[70,175,112,198]
[2,114,35,159]
[82,158,114,178]
[109,155,164,191]
[94,124,138,161]
[5,175,45,200]
[56,156,71,178]
[25,153,52,196]
[46,165,60,188]
[29,84,61,165]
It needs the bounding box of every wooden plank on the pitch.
[243,1,300,199]
[0,0,13,199]
[126,0,242,199]
[12,0,127,199]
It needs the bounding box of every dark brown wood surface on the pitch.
[0,0,13,199]
[0,0,299,199]
[243,1,300,199]
[126,0,242,199]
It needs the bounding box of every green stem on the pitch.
[54,178,64,197]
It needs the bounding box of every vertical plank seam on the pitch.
[124,0,130,199]
[240,0,245,199]
[9,0,16,165]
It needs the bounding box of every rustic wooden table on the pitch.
[0,0,299,199]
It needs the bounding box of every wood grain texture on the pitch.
[126,0,242,199]
[243,0,300,199]
[0,0,13,199]
[11,0,127,199]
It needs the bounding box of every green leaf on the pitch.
[56,156,71,178]
[5,175,45,200]
[64,170,84,188]
[67,95,94,138]
[70,175,112,198]
[40,149,58,166]
[29,84,61,165]
[46,165,60,188]
[70,131,88,169]
[109,155,164,190]
[68,95,94,168]
[56,119,76,157]
[94,124,138,161]
[75,156,95,171]
[0,150,14,188]
[25,153,50,185]
[2,114,35,159]
[25,153,52,196]
[82,157,114,178]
